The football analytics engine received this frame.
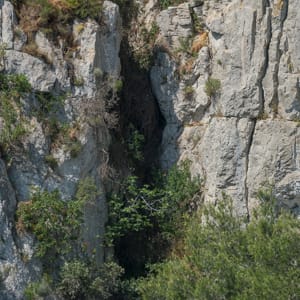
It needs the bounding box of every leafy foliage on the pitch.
[105,161,201,247]
[58,260,124,300]
[19,178,126,299]
[58,260,89,299]
[16,178,97,260]
[0,73,31,150]
[24,274,53,300]
[34,91,65,120]
[138,193,300,299]
[127,124,145,162]
[16,188,85,258]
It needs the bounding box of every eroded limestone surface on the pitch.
[0,1,121,297]
[150,0,300,215]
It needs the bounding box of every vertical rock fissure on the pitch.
[244,119,256,219]
[250,11,257,60]
[270,0,289,114]
[116,37,165,176]
[257,6,272,115]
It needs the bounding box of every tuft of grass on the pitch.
[45,154,58,169]
[114,79,123,93]
[204,77,221,97]
[184,85,194,97]
[73,76,84,87]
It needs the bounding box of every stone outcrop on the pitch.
[150,0,300,215]
[0,1,121,298]
[1,0,300,297]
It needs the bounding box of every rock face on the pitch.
[0,1,121,298]
[150,0,300,215]
[1,0,300,297]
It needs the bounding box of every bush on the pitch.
[138,194,300,299]
[127,128,145,162]
[45,154,58,169]
[205,77,221,97]
[0,73,31,150]
[89,262,124,299]
[34,91,65,120]
[105,161,201,246]
[183,85,194,97]
[24,275,53,300]
[59,260,124,299]
[16,178,95,260]
[58,260,90,299]
[114,79,123,93]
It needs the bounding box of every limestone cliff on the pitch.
[145,0,300,216]
[0,1,121,298]
[1,0,300,298]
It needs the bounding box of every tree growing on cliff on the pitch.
[138,192,300,299]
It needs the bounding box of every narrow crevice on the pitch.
[244,119,257,219]
[262,0,270,15]
[249,10,257,60]
[257,6,272,116]
[115,38,165,179]
[269,0,289,114]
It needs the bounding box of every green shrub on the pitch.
[93,67,103,80]
[45,154,58,169]
[0,73,31,94]
[62,0,103,20]
[58,260,90,299]
[105,161,201,246]
[75,176,99,205]
[89,262,124,299]
[0,73,31,150]
[176,36,192,54]
[16,180,92,259]
[127,125,145,162]
[205,77,221,97]
[58,260,124,299]
[34,91,65,120]
[68,140,82,158]
[114,79,123,93]
[24,275,53,300]
[73,75,84,86]
[138,193,300,299]
[183,85,194,97]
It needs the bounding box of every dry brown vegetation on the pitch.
[191,31,208,53]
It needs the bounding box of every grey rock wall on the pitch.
[1,0,300,297]
[0,1,121,297]
[151,0,300,216]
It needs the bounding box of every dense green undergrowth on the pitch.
[0,73,31,151]
[138,190,300,299]
[106,161,201,247]
[14,140,300,300]
[106,162,202,298]
[17,188,85,259]
[18,178,126,300]
[17,161,201,299]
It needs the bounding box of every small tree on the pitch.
[139,194,300,299]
